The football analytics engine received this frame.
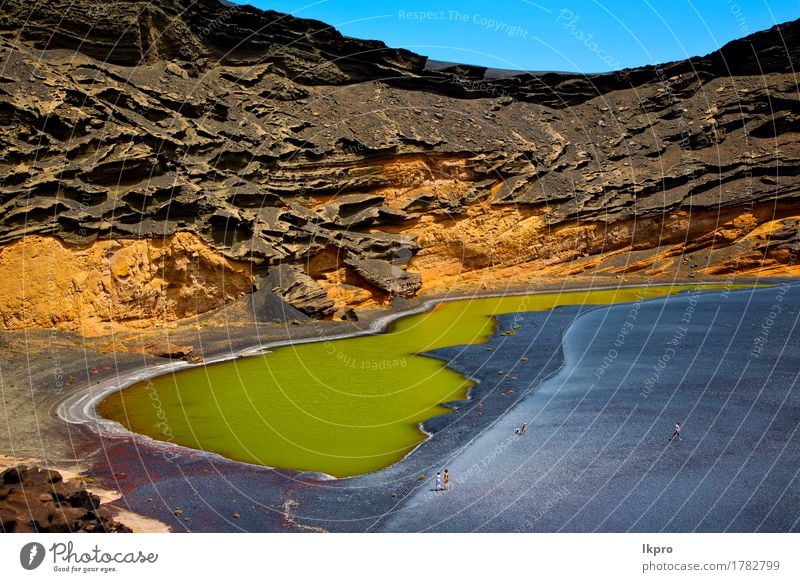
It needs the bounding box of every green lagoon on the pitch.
[98,285,733,477]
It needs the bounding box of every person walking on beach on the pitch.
[520,422,528,435]
[435,472,442,491]
[669,421,682,441]
[443,469,450,491]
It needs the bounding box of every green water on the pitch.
[97,285,733,477]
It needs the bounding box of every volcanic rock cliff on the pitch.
[1,0,799,334]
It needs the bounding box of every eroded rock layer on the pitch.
[1,0,799,332]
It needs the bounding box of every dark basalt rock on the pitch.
[244,282,311,323]
[317,194,386,228]
[265,264,335,317]
[0,466,132,533]
[142,342,195,360]
[344,257,423,298]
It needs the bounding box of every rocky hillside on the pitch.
[1,0,799,334]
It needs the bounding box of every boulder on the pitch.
[242,281,310,323]
[344,257,422,297]
[265,264,334,318]
[142,342,195,360]
[334,307,358,322]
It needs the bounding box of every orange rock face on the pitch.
[0,233,253,335]
[387,202,800,294]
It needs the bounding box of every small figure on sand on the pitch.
[669,421,682,441]
[435,472,442,491]
[444,469,450,491]
[515,422,528,435]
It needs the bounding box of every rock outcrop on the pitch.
[0,466,132,533]
[0,0,799,333]
[344,257,422,297]
[0,233,254,335]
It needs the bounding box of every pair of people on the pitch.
[515,422,528,435]
[435,469,450,491]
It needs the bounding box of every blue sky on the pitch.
[230,0,800,72]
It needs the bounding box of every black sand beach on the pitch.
[381,284,800,532]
